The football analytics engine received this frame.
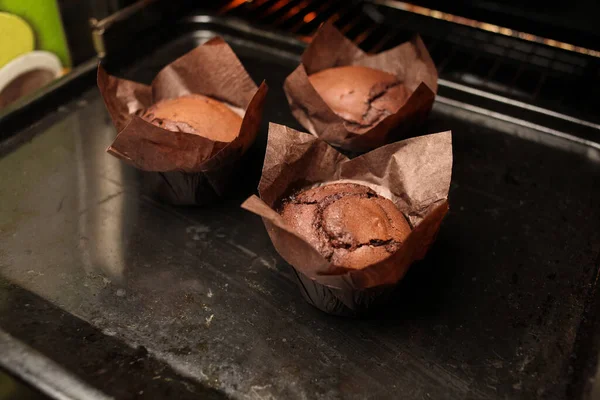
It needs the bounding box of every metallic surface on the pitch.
[0,58,97,138]
[217,0,600,127]
[368,0,600,58]
[0,330,113,400]
[1,22,600,400]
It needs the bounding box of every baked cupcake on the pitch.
[98,37,268,205]
[242,123,452,316]
[284,22,437,152]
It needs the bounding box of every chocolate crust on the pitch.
[280,183,412,270]
[141,94,242,142]
[308,66,409,128]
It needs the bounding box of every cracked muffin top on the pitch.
[308,66,409,127]
[141,94,242,142]
[280,182,412,269]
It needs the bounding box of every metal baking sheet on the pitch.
[1,16,599,400]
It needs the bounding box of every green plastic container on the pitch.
[0,0,71,68]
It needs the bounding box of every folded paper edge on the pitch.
[97,63,152,132]
[301,21,366,74]
[205,80,269,167]
[107,115,222,172]
[340,130,453,211]
[151,36,258,107]
[354,34,438,94]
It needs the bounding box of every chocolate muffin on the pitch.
[308,66,409,127]
[280,182,411,269]
[142,94,242,142]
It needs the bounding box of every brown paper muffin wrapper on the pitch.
[97,37,268,205]
[242,123,452,315]
[283,22,438,153]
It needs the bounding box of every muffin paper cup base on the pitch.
[140,151,243,205]
[141,169,229,206]
[292,269,396,316]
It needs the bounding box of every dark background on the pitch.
[403,0,600,52]
[57,0,600,68]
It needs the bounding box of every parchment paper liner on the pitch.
[283,22,438,153]
[242,123,452,315]
[98,37,268,205]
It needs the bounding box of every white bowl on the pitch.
[0,50,62,96]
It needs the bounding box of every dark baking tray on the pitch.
[1,15,600,400]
